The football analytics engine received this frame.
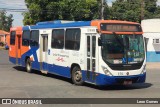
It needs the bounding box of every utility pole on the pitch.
[100,0,104,20]
[141,0,144,21]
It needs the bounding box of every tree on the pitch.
[144,0,158,18]
[107,0,159,23]
[0,10,13,31]
[154,6,160,18]
[23,0,99,25]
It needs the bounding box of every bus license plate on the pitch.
[123,81,132,85]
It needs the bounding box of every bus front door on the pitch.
[15,35,21,65]
[40,34,48,72]
[86,34,96,83]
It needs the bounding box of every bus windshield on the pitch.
[101,34,145,64]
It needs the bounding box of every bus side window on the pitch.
[30,30,39,47]
[65,28,81,50]
[10,31,16,45]
[51,29,64,49]
[22,30,30,46]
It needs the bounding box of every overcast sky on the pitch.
[0,0,160,27]
[0,0,27,27]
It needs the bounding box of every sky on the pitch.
[0,0,27,27]
[108,0,116,6]
[0,0,160,27]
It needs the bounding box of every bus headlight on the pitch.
[101,66,113,76]
[141,65,146,74]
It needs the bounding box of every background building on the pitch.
[141,19,160,62]
[0,30,10,47]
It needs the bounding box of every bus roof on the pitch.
[23,21,91,30]
[22,20,141,31]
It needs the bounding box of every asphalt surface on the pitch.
[0,50,160,107]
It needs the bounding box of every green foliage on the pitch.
[23,0,160,25]
[0,10,13,31]
[23,0,99,25]
[105,0,159,23]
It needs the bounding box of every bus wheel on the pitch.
[72,66,83,85]
[26,58,32,73]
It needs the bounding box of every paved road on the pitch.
[0,50,160,107]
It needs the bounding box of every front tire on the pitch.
[71,66,84,85]
[26,58,32,73]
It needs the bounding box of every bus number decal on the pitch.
[118,72,124,76]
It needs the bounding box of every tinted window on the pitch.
[22,30,30,46]
[87,36,90,57]
[43,36,48,52]
[92,36,96,58]
[65,28,81,50]
[30,30,39,46]
[10,31,16,45]
[51,29,64,49]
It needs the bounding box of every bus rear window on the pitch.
[10,31,16,45]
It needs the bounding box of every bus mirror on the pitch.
[98,37,102,46]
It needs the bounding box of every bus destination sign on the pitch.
[100,23,142,32]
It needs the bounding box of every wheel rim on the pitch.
[74,70,82,82]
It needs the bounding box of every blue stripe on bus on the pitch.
[9,57,16,64]
[47,63,71,78]
[23,21,91,30]
[9,57,21,65]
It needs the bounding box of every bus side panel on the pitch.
[20,46,31,67]
[20,45,40,71]
[9,27,23,65]
[46,49,71,78]
[29,46,40,70]
[9,45,16,64]
[16,34,22,65]
[9,36,21,64]
[47,63,71,78]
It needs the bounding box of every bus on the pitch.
[9,20,146,86]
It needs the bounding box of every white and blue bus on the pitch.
[9,20,146,86]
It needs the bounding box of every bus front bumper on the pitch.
[95,73,146,86]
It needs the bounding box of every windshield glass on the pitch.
[101,34,145,64]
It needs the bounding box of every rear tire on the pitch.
[26,58,32,73]
[71,66,84,85]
